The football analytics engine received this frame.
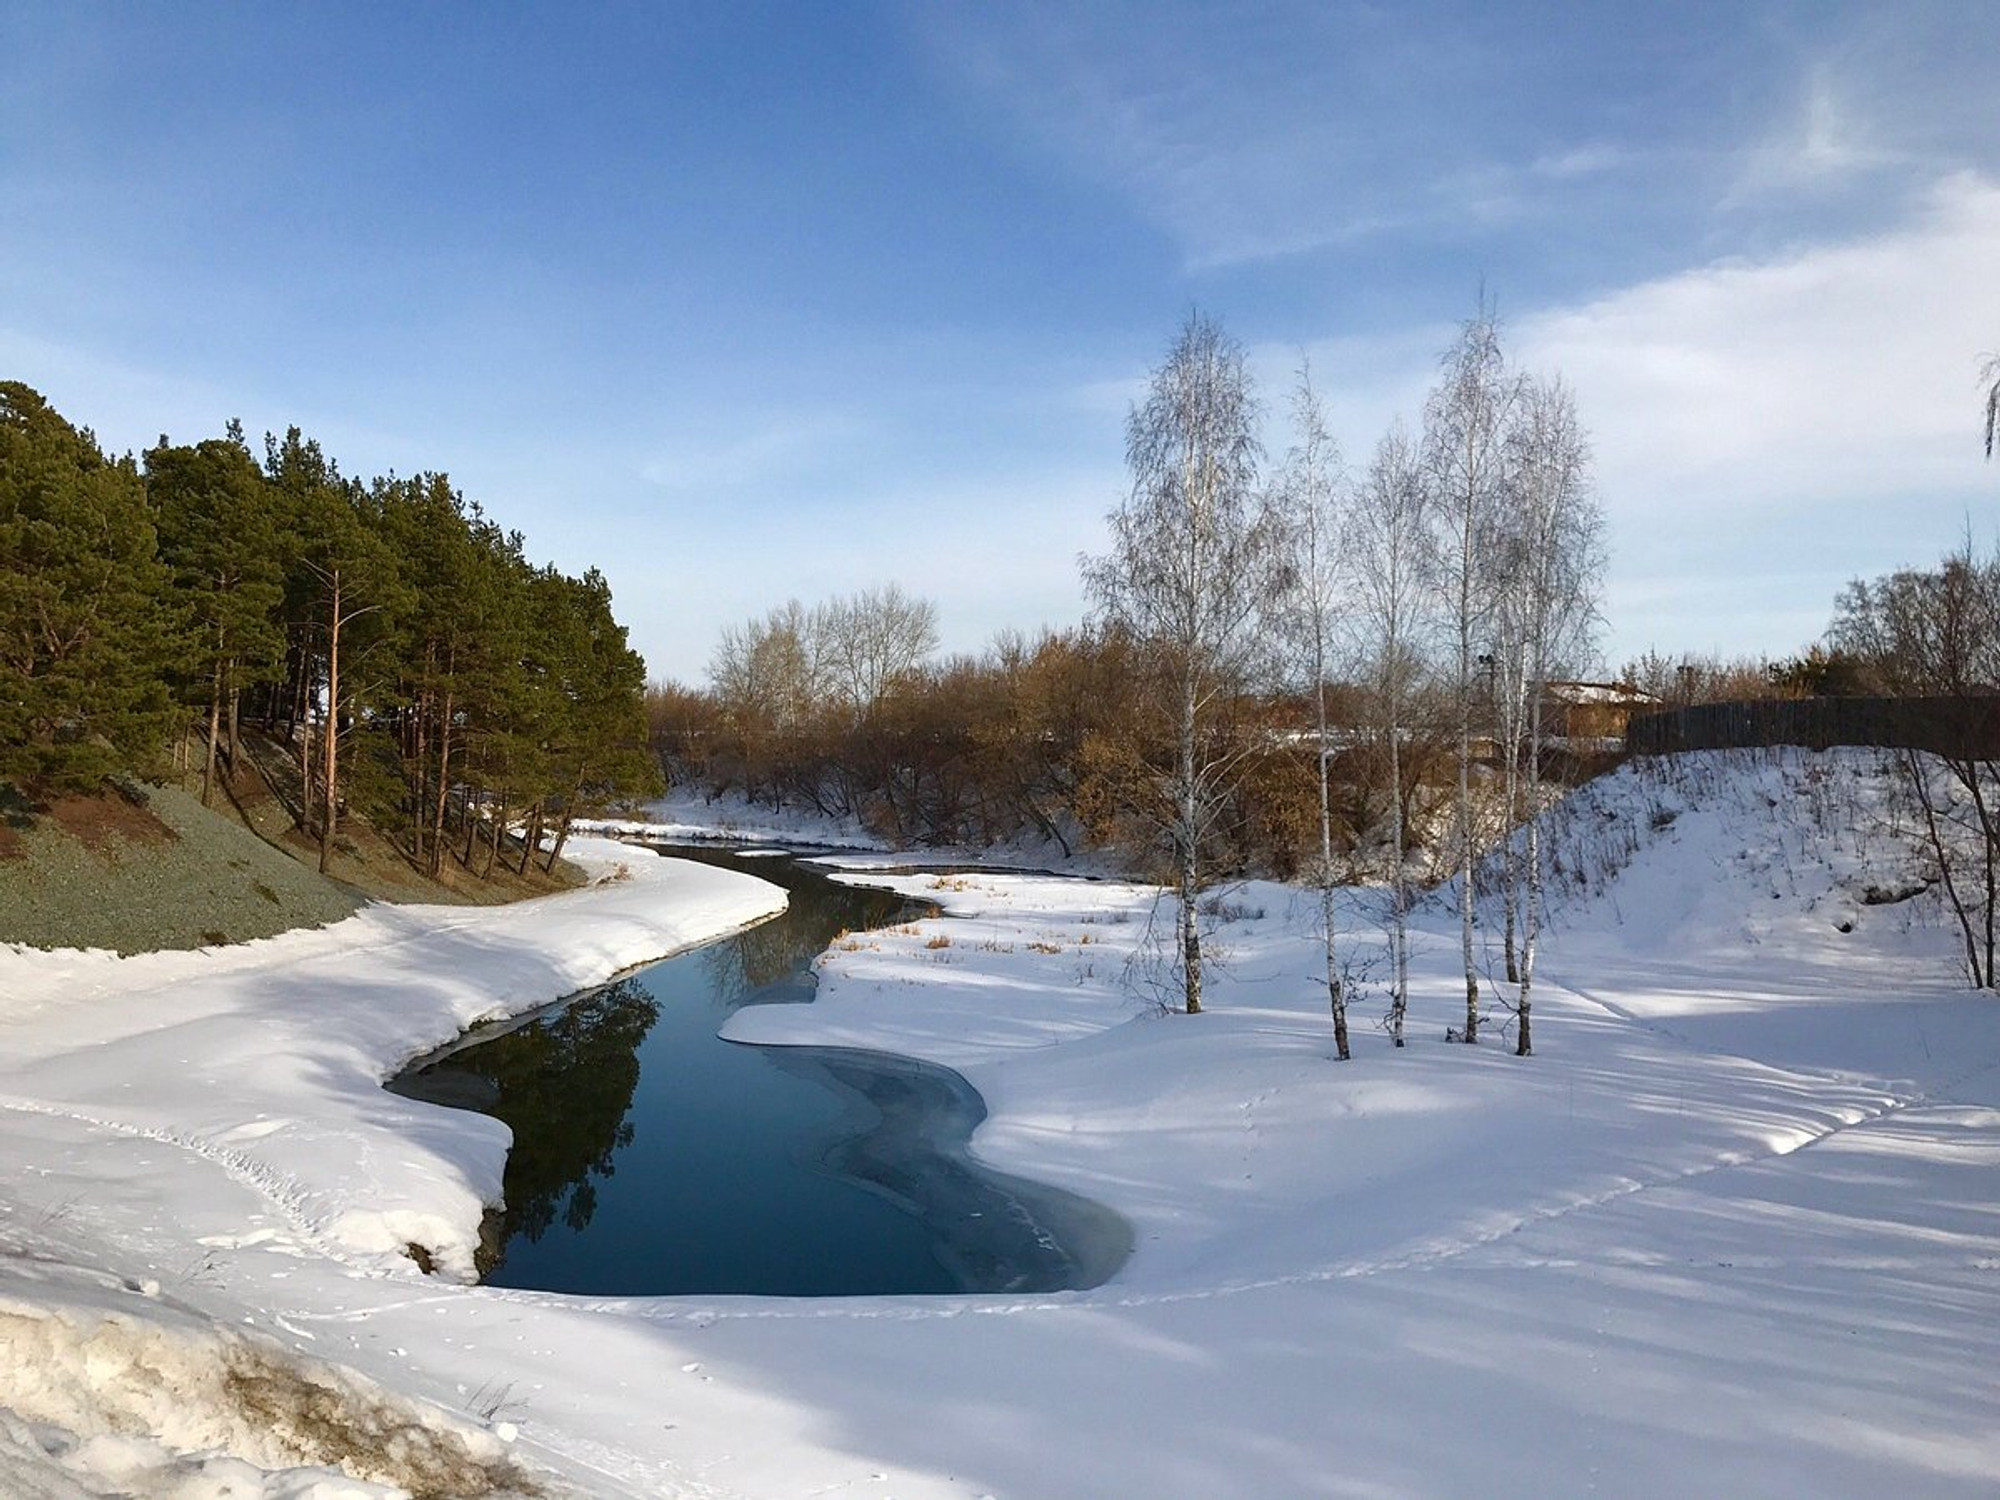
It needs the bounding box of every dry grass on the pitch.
[0,1306,552,1500]
[220,1345,545,1498]
[47,788,179,855]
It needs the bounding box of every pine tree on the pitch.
[265,430,407,872]
[0,383,174,790]
[146,433,286,805]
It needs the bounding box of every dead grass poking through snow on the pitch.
[0,1305,550,1498]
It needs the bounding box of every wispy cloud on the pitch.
[1521,171,1999,501]
[637,411,874,494]
[907,3,1504,270]
[1518,170,2000,658]
[1209,172,2000,665]
[1725,62,1906,204]
[1529,144,1634,181]
[918,3,1999,283]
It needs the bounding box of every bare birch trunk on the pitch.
[1456,499,1480,1043]
[1316,681,1347,1058]
[1457,709,1479,1042]
[319,580,340,876]
[1499,655,1524,985]
[1518,689,1544,1056]
[1179,668,1202,1015]
[1389,716,1409,1048]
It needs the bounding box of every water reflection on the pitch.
[388,847,1131,1297]
[690,853,916,1008]
[393,979,660,1241]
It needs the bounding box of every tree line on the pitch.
[0,381,658,881]
[1086,307,1605,1055]
[1831,538,2000,989]
[658,305,1609,1055]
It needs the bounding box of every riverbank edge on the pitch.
[389,843,1136,1294]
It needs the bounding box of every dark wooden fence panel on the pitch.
[1626,697,2000,760]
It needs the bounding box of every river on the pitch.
[387,845,1131,1297]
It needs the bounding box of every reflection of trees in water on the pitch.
[439,979,661,1243]
[697,866,931,1003]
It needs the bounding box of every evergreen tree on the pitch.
[0,383,173,790]
[535,567,661,868]
[265,429,407,872]
[2,384,659,893]
[146,433,286,805]
[375,473,483,871]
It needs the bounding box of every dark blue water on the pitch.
[388,847,1130,1297]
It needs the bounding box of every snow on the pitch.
[578,786,893,851]
[2,753,1999,1496]
[581,786,1123,873]
[1547,679,1660,706]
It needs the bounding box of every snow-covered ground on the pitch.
[581,786,1126,875]
[2,753,1998,1496]
[579,787,893,852]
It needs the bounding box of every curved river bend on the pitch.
[387,846,1130,1297]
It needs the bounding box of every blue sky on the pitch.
[4,1,1997,683]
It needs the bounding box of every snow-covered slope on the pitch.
[0,752,1996,1497]
[0,840,786,1495]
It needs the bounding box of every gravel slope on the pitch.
[0,783,365,954]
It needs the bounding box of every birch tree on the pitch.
[1834,543,2000,989]
[1488,517,1532,986]
[1352,422,1431,1047]
[1984,350,1999,460]
[819,583,939,717]
[1278,364,1352,1057]
[1083,311,1276,1016]
[710,600,824,731]
[1497,376,1603,1055]
[1422,305,1520,1045]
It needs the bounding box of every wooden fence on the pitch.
[1625,696,2000,760]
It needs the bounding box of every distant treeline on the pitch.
[650,614,1466,881]
[0,381,658,878]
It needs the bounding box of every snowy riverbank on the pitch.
[0,840,788,1494]
[2,753,1999,1496]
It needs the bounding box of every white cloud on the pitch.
[1229,174,2000,667]
[1726,62,1906,204]
[637,411,873,494]
[1520,171,1999,508]
[1517,171,2000,661]
[1530,144,1633,181]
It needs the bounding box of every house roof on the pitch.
[1545,680,1663,707]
